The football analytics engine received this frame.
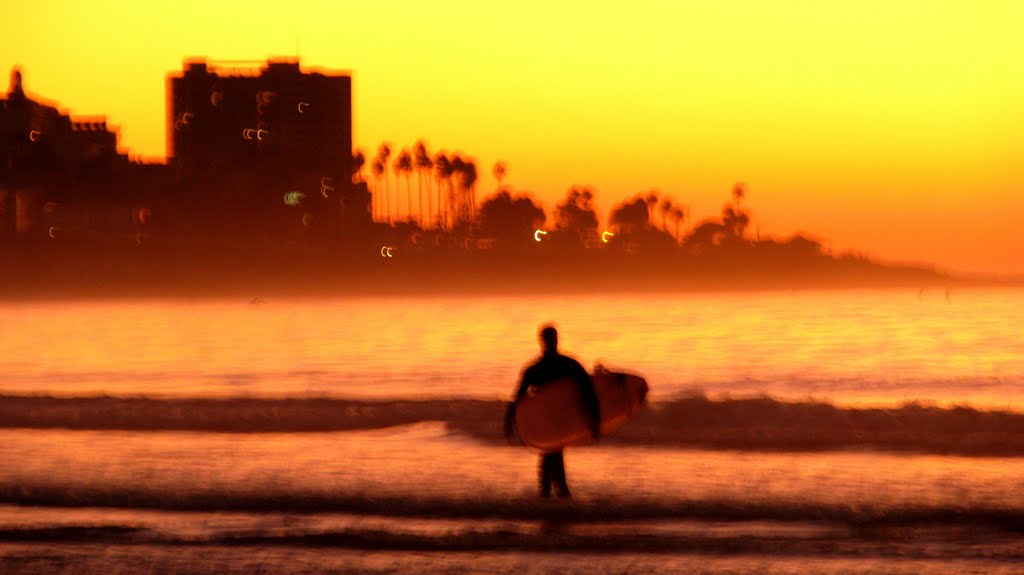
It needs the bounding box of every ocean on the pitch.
[1,288,1022,573]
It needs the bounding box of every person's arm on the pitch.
[504,368,532,442]
[512,370,532,402]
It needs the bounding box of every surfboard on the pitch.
[514,369,648,452]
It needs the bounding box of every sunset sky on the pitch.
[2,0,1022,275]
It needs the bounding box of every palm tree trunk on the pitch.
[406,174,413,223]
[384,175,390,225]
[418,172,424,227]
[427,174,434,228]
[374,176,381,222]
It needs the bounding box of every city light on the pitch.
[297,102,310,113]
[320,177,334,198]
[283,191,305,206]
[29,130,41,142]
[380,246,394,258]
[534,230,548,242]
[602,231,614,243]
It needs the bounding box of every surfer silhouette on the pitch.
[505,324,601,498]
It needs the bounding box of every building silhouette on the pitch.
[169,59,351,173]
[0,67,155,237]
[2,59,370,243]
[167,59,368,239]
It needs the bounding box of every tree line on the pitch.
[355,141,802,254]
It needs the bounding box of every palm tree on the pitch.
[434,152,452,229]
[493,161,507,192]
[671,206,686,243]
[351,150,366,184]
[371,157,384,223]
[723,184,751,240]
[450,155,466,228]
[554,186,599,243]
[461,158,478,226]
[396,149,413,222]
[414,140,432,227]
[644,190,659,228]
[659,198,674,233]
[376,143,392,223]
[733,182,746,206]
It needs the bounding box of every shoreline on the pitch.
[2,239,1010,300]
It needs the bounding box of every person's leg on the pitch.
[538,453,553,498]
[552,451,571,498]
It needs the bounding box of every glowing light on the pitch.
[298,102,310,113]
[320,177,334,198]
[48,226,59,238]
[211,91,223,107]
[136,233,145,245]
[380,245,394,258]
[284,191,305,206]
[602,231,615,243]
[256,129,268,141]
[534,230,548,242]
[302,213,313,228]
[182,112,194,124]
[29,130,41,142]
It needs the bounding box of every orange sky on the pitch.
[2,0,1022,275]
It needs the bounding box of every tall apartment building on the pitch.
[167,59,368,236]
[168,58,351,175]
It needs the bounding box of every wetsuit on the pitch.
[509,351,601,498]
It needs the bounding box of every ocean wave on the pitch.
[1,523,1022,560]
[3,393,1024,456]
[2,485,1023,532]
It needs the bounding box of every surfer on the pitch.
[505,324,601,498]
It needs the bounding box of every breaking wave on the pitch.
[3,393,1024,456]
[1,485,1023,531]
[1,523,1022,559]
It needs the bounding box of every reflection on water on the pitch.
[1,289,1022,407]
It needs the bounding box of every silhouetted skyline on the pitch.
[3,2,1022,276]
[0,57,1007,294]
[0,57,1016,296]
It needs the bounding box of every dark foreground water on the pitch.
[1,424,1023,573]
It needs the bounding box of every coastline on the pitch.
[1,235,1004,300]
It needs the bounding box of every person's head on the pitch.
[539,324,558,353]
